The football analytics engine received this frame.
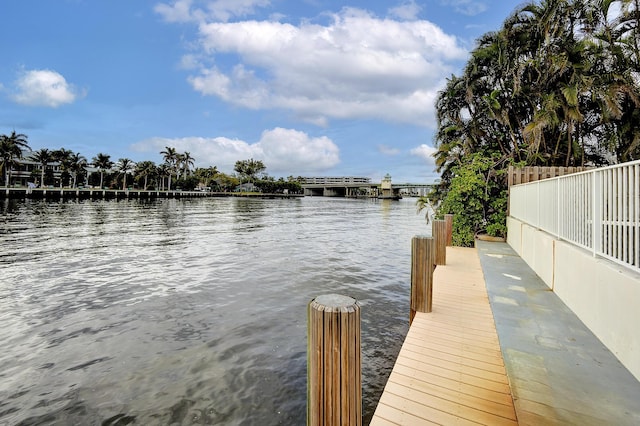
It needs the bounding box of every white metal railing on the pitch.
[510,160,640,273]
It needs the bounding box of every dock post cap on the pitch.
[311,294,357,308]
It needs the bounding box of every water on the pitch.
[0,197,429,425]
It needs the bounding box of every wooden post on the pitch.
[308,294,361,426]
[410,236,435,324]
[432,220,447,266]
[444,214,454,246]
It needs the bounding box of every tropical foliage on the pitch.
[30,148,53,187]
[115,158,136,190]
[92,153,114,189]
[234,158,266,183]
[0,131,31,186]
[431,0,640,246]
[1,132,303,194]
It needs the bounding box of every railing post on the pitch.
[593,170,600,258]
[444,214,454,246]
[432,220,447,266]
[410,236,435,324]
[308,294,361,426]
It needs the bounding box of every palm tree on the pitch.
[181,151,195,178]
[415,196,436,224]
[157,163,170,191]
[69,152,87,188]
[430,0,640,243]
[195,166,218,188]
[116,158,136,190]
[30,148,53,187]
[0,131,30,186]
[92,153,113,189]
[53,148,73,188]
[134,160,156,190]
[160,146,178,191]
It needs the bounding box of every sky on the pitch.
[0,0,523,184]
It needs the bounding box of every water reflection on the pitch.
[1,197,426,425]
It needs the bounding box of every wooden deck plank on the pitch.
[406,324,504,358]
[402,339,507,374]
[370,403,439,426]
[407,326,503,353]
[407,325,500,349]
[410,316,500,339]
[371,246,518,425]
[387,372,517,418]
[400,345,508,383]
[395,355,511,393]
[391,364,514,405]
[383,381,517,425]
[377,392,481,426]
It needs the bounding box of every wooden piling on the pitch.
[444,214,453,246]
[432,220,447,266]
[410,236,435,324]
[308,294,362,426]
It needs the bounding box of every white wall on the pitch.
[508,217,640,381]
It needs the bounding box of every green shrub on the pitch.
[435,154,507,247]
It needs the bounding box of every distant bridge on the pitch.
[299,176,436,198]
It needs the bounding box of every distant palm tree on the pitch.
[69,152,87,188]
[116,158,135,190]
[175,152,184,180]
[180,151,195,178]
[30,148,53,187]
[416,196,436,224]
[160,146,178,190]
[92,153,113,189]
[196,166,218,188]
[157,163,170,191]
[53,148,73,188]
[134,160,156,190]
[0,131,30,186]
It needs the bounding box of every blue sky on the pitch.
[0,0,521,183]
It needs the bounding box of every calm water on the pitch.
[0,196,429,425]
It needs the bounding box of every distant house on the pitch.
[6,152,98,187]
[235,183,259,192]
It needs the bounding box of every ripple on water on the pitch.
[1,197,427,424]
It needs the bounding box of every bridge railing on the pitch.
[510,160,640,274]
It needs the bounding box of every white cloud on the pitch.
[155,0,270,23]
[378,144,401,156]
[258,127,339,173]
[410,144,437,165]
[161,7,467,128]
[154,0,202,23]
[206,0,271,22]
[441,0,487,16]
[12,69,82,107]
[179,54,201,70]
[388,1,422,20]
[131,127,339,174]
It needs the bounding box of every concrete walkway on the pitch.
[476,240,640,425]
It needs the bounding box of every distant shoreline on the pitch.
[0,187,304,200]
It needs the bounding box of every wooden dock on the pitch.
[370,246,518,425]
